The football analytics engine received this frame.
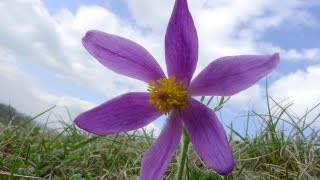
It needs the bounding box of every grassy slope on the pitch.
[0,96,319,180]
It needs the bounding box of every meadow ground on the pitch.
[0,95,319,179]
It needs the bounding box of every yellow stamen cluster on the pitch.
[147,76,189,114]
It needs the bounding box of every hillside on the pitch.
[0,104,31,127]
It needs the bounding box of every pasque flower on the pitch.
[75,0,279,179]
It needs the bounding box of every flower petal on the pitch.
[189,53,280,96]
[74,92,162,135]
[181,98,234,175]
[83,30,166,83]
[165,0,198,85]
[140,112,182,180]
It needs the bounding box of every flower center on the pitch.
[147,76,189,114]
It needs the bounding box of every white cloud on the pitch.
[260,44,320,61]
[270,65,320,117]
[0,0,164,131]
[1,0,318,90]
[126,0,173,30]
[0,49,95,123]
[282,48,320,61]
[227,85,266,112]
[0,48,160,132]
[0,50,163,134]
[283,48,320,61]
[0,0,319,129]
[0,0,152,98]
[126,0,320,91]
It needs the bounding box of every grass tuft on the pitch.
[0,94,319,179]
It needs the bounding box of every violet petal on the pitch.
[182,98,234,175]
[165,0,198,85]
[83,30,166,83]
[189,53,279,96]
[140,112,182,180]
[74,92,162,135]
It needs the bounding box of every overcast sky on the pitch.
[0,0,319,133]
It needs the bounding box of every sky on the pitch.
[0,0,320,134]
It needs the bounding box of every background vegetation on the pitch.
[0,93,319,179]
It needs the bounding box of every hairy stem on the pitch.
[176,128,190,180]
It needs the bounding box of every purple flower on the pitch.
[74,0,279,179]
